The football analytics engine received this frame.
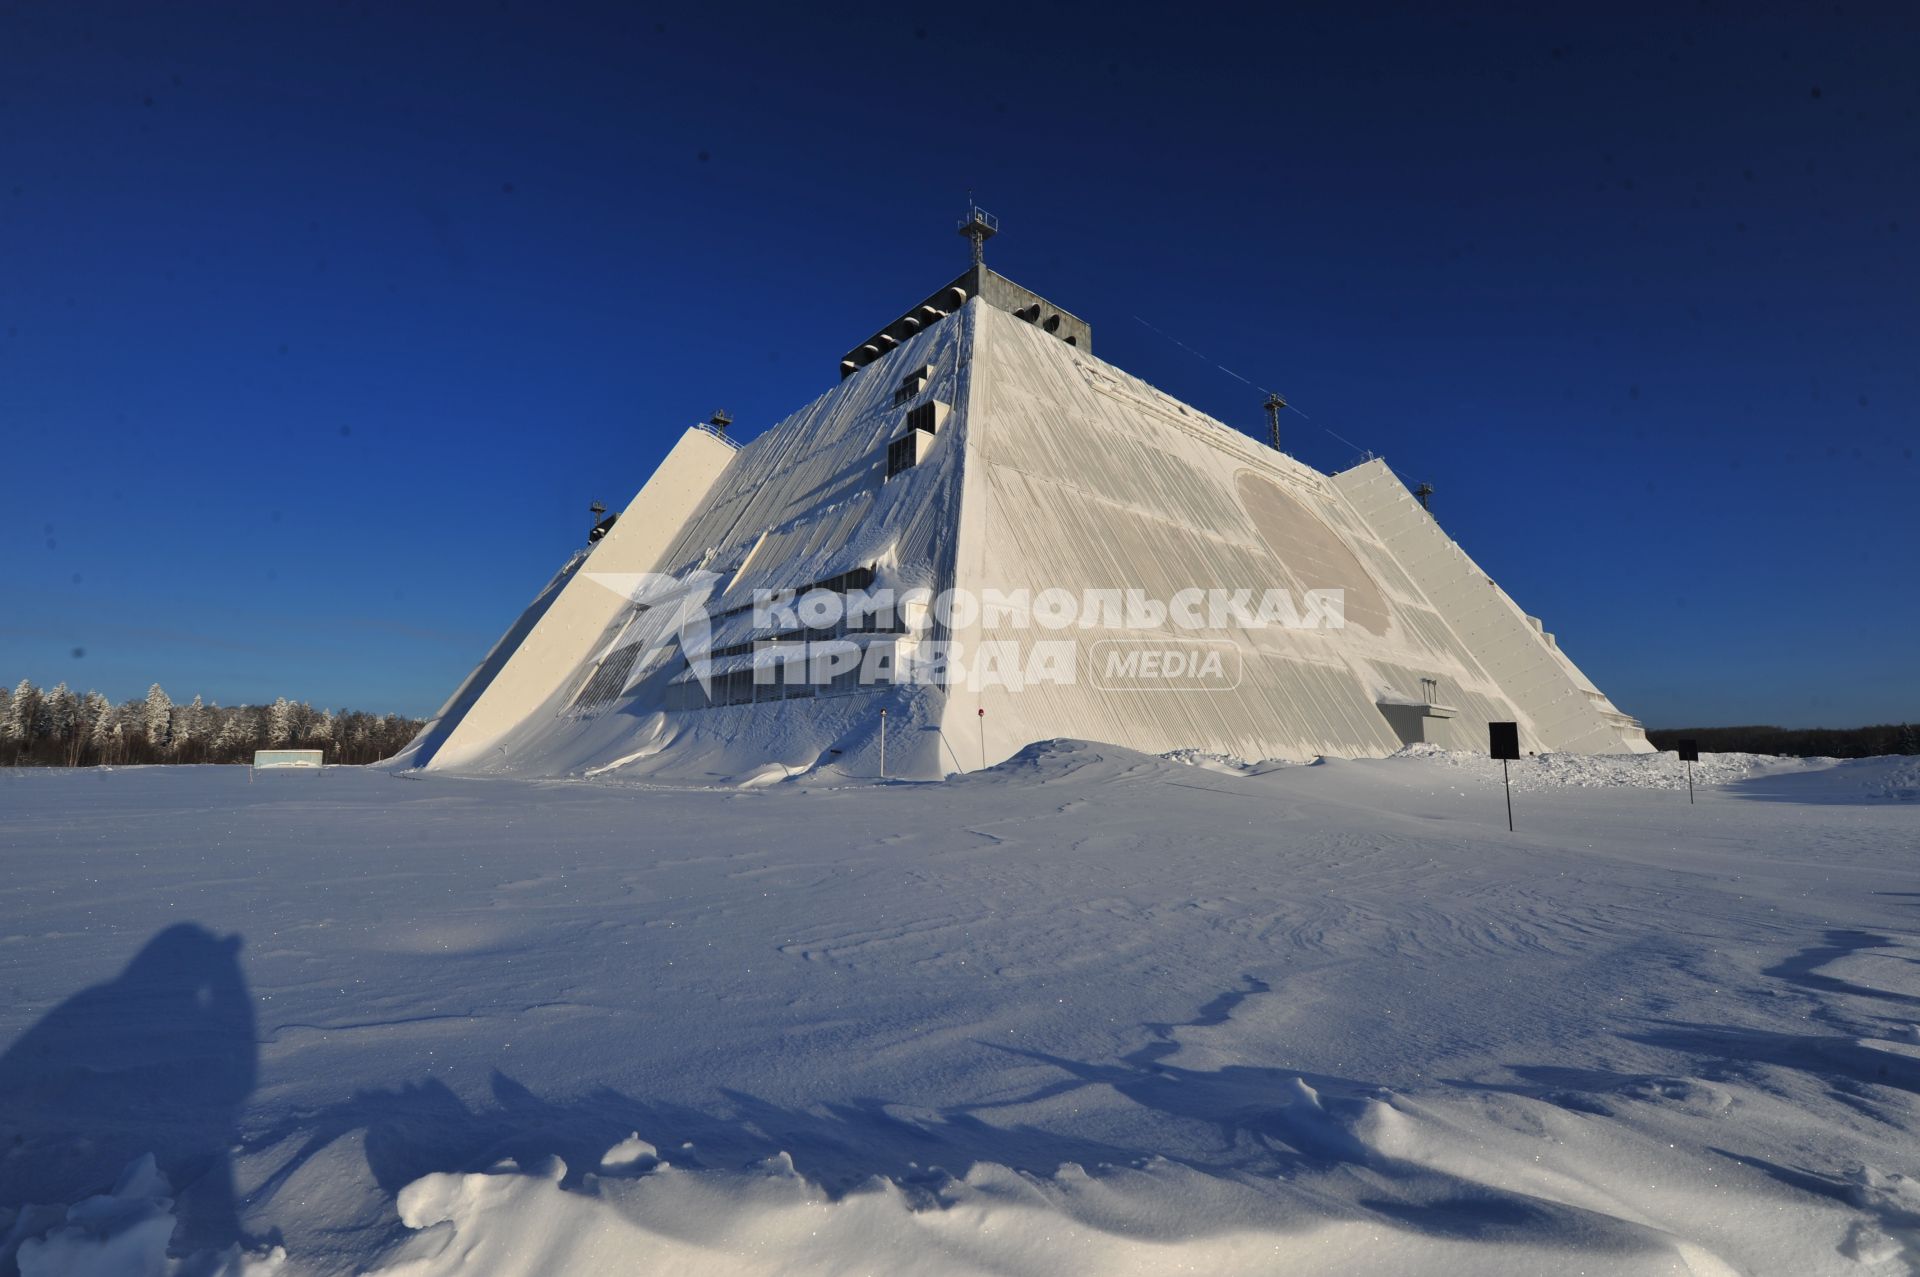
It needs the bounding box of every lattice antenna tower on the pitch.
[958,203,999,267]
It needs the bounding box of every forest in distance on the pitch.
[0,679,423,767]
[1644,723,1920,759]
[2,676,1914,769]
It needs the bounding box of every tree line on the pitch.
[0,680,424,767]
[1646,723,1920,759]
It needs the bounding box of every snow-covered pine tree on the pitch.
[213,708,251,760]
[347,713,373,760]
[45,682,76,732]
[117,698,146,753]
[49,682,77,724]
[84,691,113,762]
[144,684,173,753]
[267,697,294,745]
[174,695,205,756]
[4,680,41,747]
[45,684,79,764]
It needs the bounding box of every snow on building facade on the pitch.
[399,223,1650,780]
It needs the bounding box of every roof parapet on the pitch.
[840,265,1091,378]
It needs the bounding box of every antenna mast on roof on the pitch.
[1263,392,1287,451]
[958,201,999,268]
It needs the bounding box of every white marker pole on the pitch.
[879,709,888,781]
[977,707,987,771]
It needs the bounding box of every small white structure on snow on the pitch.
[253,749,325,770]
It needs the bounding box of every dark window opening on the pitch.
[887,435,917,477]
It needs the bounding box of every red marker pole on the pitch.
[977,707,987,771]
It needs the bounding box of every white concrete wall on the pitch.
[1332,461,1651,754]
[420,288,1649,778]
[423,313,976,779]
[946,305,1458,763]
[388,549,586,769]
[423,427,738,770]
[942,304,1648,765]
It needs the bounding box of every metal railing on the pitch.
[690,422,742,449]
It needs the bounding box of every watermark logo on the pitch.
[583,572,1342,699]
[751,586,1344,634]
[1089,639,1242,692]
[582,569,722,698]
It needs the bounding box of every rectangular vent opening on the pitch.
[892,366,932,405]
[569,641,646,716]
[886,434,920,478]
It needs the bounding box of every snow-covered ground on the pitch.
[2,745,1918,1275]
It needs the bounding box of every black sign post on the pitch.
[1676,738,1699,804]
[1489,722,1520,831]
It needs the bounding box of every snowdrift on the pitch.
[3,749,1917,1274]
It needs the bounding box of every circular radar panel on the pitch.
[1234,471,1390,636]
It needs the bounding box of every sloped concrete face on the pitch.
[412,281,1647,779]
[1331,460,1650,754]
[409,303,978,779]
[941,303,1648,765]
[390,550,586,770]
[420,426,738,770]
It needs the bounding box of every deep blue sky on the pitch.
[2,2,1914,727]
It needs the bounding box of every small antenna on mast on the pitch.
[958,201,999,268]
[708,410,732,437]
[1263,392,1287,451]
[1414,482,1434,511]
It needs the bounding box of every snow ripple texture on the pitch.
[1,743,1916,1275]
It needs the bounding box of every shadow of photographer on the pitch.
[0,923,257,1261]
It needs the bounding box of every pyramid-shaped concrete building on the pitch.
[400,222,1650,780]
